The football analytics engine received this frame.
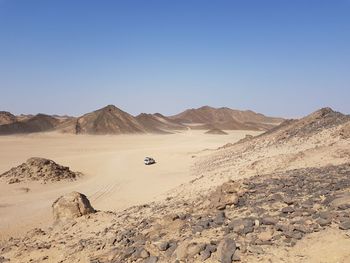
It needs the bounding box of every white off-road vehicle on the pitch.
[144,157,155,165]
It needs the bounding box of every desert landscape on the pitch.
[0,105,350,263]
[0,127,261,240]
[1,1,349,262]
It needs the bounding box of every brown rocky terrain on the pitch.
[0,105,283,135]
[72,105,146,135]
[0,114,60,135]
[135,113,186,134]
[169,106,283,131]
[52,192,96,223]
[0,107,349,263]
[54,107,187,135]
[1,164,349,262]
[0,157,82,184]
[0,111,17,125]
[259,107,350,142]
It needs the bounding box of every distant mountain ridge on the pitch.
[0,104,285,135]
[169,106,284,131]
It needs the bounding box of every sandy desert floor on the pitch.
[0,130,261,240]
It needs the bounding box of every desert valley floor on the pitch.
[0,130,260,240]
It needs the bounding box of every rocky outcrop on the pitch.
[0,111,17,125]
[52,192,95,223]
[209,180,245,210]
[74,105,146,135]
[0,157,81,184]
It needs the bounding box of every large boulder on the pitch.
[52,191,95,222]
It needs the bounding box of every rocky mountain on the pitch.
[0,114,60,135]
[72,105,146,135]
[59,106,187,135]
[0,111,17,125]
[169,106,283,131]
[0,105,284,135]
[260,107,350,143]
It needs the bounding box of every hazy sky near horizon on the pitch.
[0,0,349,118]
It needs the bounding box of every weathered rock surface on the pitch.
[52,192,95,223]
[0,157,82,184]
[217,238,236,263]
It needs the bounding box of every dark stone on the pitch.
[214,211,226,225]
[293,224,309,234]
[122,247,136,259]
[281,206,295,214]
[241,225,254,235]
[316,218,332,227]
[338,204,350,210]
[133,247,149,259]
[192,225,204,233]
[217,238,236,263]
[199,244,217,260]
[339,220,350,230]
[198,219,211,229]
[318,211,331,220]
[157,241,169,251]
[165,242,177,257]
[283,197,294,205]
[199,249,211,261]
[261,217,278,225]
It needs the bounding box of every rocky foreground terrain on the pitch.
[0,157,82,184]
[1,164,350,263]
[0,107,349,263]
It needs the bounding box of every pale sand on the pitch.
[0,130,260,240]
[245,228,350,263]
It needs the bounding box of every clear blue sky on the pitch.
[0,0,349,117]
